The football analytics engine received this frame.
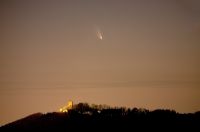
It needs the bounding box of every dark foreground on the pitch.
[1,103,200,132]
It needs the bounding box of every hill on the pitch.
[1,103,200,131]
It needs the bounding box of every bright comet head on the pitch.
[99,34,103,40]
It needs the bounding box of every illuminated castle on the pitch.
[59,101,73,112]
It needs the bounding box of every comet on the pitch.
[96,28,103,40]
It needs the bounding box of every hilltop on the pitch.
[1,103,200,131]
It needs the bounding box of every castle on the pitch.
[59,101,73,112]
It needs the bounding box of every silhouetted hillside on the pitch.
[1,103,200,132]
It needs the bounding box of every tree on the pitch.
[74,103,90,113]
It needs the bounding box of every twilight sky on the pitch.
[0,0,200,125]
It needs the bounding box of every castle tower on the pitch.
[67,100,73,110]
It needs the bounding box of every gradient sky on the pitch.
[0,0,200,125]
